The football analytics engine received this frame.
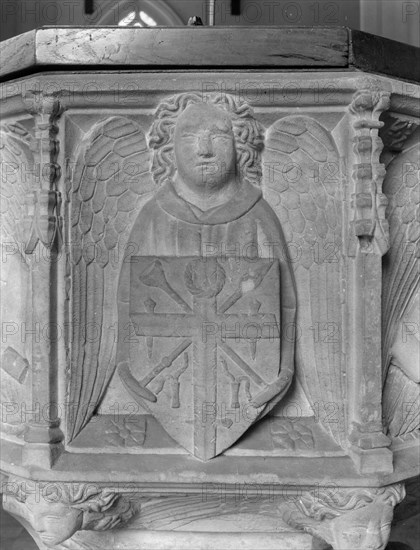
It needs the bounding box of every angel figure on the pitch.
[68,92,346,459]
[114,93,297,459]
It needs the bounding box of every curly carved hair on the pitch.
[296,484,405,521]
[148,92,264,187]
[7,479,133,526]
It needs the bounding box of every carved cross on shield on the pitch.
[126,256,281,461]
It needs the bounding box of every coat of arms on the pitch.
[122,256,281,460]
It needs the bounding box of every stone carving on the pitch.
[3,478,136,547]
[122,255,282,459]
[67,116,154,442]
[346,87,394,472]
[263,115,346,449]
[104,416,147,447]
[0,347,30,437]
[0,123,34,438]
[0,122,36,253]
[382,132,420,439]
[1,25,420,550]
[1,97,66,466]
[348,88,391,255]
[21,93,63,254]
[283,484,405,550]
[380,114,419,164]
[114,93,297,460]
[270,418,315,451]
[383,361,419,439]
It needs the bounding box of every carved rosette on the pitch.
[348,88,391,256]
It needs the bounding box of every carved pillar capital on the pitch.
[283,483,406,550]
[348,87,391,256]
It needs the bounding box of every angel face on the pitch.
[329,502,393,550]
[26,496,83,546]
[173,103,236,193]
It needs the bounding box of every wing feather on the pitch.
[67,117,154,441]
[263,115,346,446]
[382,143,420,370]
[381,141,419,437]
[0,123,34,251]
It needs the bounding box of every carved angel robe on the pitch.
[116,178,296,372]
[113,178,297,458]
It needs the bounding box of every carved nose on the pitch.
[197,132,213,157]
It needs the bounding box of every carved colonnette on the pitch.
[346,84,394,473]
[0,27,419,550]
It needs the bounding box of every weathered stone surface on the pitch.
[1,27,419,83]
[0,26,419,550]
[284,484,406,550]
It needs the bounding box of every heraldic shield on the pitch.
[124,256,281,461]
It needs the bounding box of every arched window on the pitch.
[97,0,183,27]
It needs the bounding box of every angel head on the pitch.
[5,481,134,547]
[291,484,405,550]
[148,92,264,190]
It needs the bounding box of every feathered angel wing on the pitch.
[67,117,154,442]
[382,142,420,374]
[263,115,346,447]
[0,123,34,370]
[381,141,419,437]
[0,122,34,256]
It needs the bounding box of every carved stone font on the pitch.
[0,27,418,550]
